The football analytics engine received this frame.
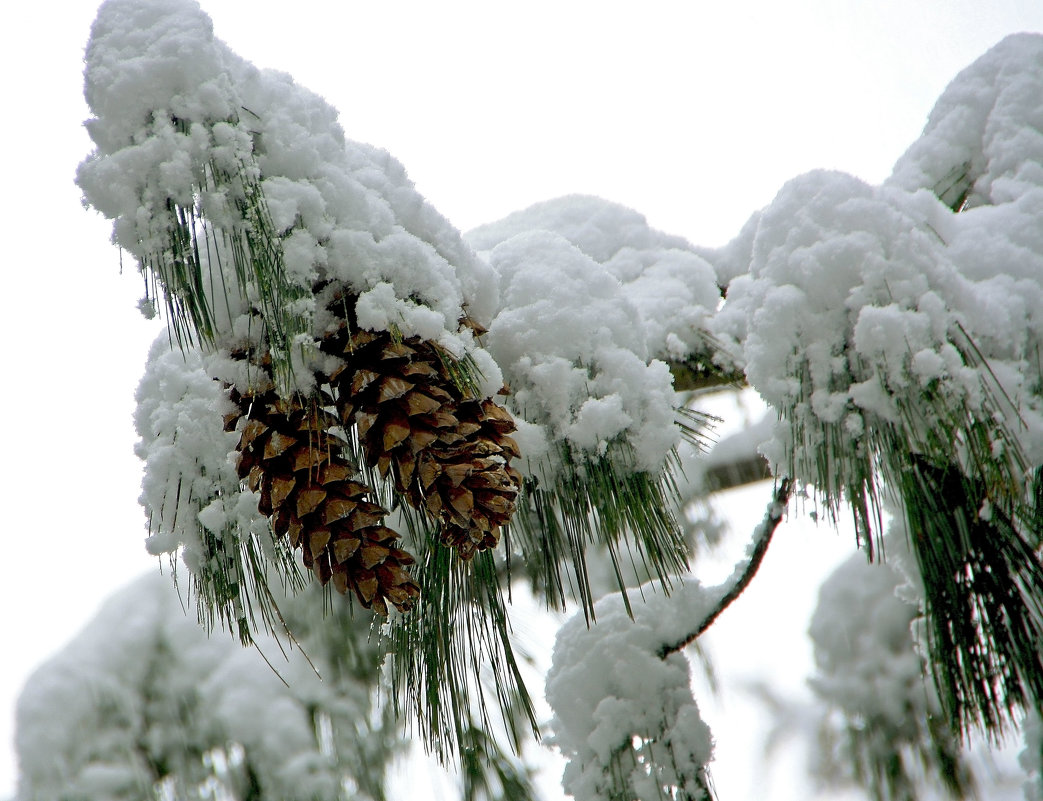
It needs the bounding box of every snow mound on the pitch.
[14,572,381,801]
[546,580,714,801]
[133,336,261,564]
[709,33,1043,488]
[469,196,721,474]
[470,194,720,362]
[79,0,498,371]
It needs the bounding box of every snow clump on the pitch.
[709,33,1043,498]
[469,195,721,475]
[79,0,500,388]
[14,573,384,801]
[133,335,267,566]
[546,580,714,801]
[808,545,969,797]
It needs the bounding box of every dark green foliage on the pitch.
[508,438,697,622]
[387,518,539,763]
[900,455,1043,738]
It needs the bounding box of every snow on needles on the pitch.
[80,0,714,480]
[133,336,268,564]
[14,573,387,801]
[468,196,721,474]
[546,580,714,801]
[79,0,498,368]
[469,195,720,365]
[808,547,944,773]
[710,33,1043,486]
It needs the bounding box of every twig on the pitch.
[659,478,792,658]
[668,360,747,393]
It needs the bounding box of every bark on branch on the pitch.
[659,478,792,658]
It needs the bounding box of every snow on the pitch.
[14,572,387,801]
[545,482,793,800]
[80,0,500,396]
[468,196,720,476]
[889,33,1043,209]
[469,195,720,364]
[133,335,265,566]
[546,580,714,801]
[707,34,1043,489]
[1020,712,1043,801]
[480,229,680,473]
[60,7,1043,799]
[808,549,929,742]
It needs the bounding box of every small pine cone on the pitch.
[317,292,522,559]
[228,379,420,616]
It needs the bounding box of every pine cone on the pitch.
[318,287,522,559]
[228,377,420,616]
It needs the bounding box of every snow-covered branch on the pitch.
[545,480,791,800]
[660,478,791,658]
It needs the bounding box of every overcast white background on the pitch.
[3,1,1043,799]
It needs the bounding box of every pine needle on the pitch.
[387,514,539,762]
[144,115,312,396]
[510,438,692,621]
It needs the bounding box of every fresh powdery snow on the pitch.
[80,0,722,491]
[709,33,1043,485]
[546,580,714,801]
[468,195,720,474]
[808,544,941,768]
[468,194,719,364]
[78,0,501,390]
[72,3,1043,797]
[133,336,270,569]
[14,573,382,801]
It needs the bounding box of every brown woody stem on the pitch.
[659,478,792,658]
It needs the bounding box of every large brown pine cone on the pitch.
[228,379,420,616]
[317,286,522,559]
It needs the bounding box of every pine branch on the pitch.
[701,454,772,493]
[668,359,747,392]
[659,478,791,658]
[509,438,693,621]
[900,455,1043,739]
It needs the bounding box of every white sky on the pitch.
[2,1,1043,799]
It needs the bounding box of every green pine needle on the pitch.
[509,438,692,621]
[899,455,1043,739]
[386,516,539,763]
[783,322,1043,739]
[172,499,306,647]
[144,115,312,396]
